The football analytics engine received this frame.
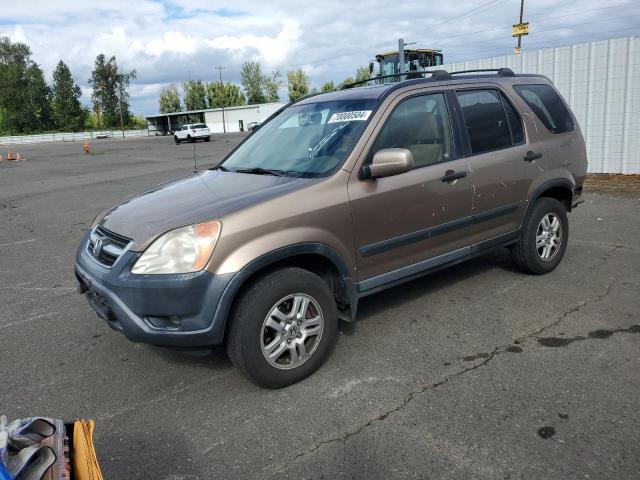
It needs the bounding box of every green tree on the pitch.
[206,81,244,108]
[182,80,207,111]
[0,36,55,133]
[24,63,53,132]
[355,66,371,83]
[0,37,30,133]
[131,115,147,128]
[84,111,99,130]
[51,60,86,131]
[287,68,309,102]
[159,83,181,113]
[241,61,267,104]
[340,76,354,89]
[263,70,282,103]
[89,54,135,128]
[321,80,335,93]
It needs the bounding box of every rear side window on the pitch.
[456,89,512,154]
[513,84,574,134]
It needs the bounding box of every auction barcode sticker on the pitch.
[327,110,372,123]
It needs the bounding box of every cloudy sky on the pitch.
[1,0,639,116]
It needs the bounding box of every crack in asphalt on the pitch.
[267,245,622,477]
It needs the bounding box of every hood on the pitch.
[100,170,316,250]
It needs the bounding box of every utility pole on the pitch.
[398,38,405,80]
[215,65,228,141]
[118,80,125,139]
[513,0,528,55]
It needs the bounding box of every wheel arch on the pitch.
[525,178,574,219]
[214,243,358,342]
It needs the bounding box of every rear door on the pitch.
[453,86,543,243]
[348,88,474,285]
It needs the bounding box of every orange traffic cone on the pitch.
[16,152,22,161]
[7,150,15,161]
[83,142,90,154]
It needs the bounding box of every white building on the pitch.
[430,36,640,174]
[146,102,285,135]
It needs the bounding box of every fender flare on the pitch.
[210,243,358,341]
[524,178,575,220]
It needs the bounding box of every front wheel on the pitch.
[226,268,338,388]
[174,136,180,144]
[188,135,194,143]
[510,197,569,275]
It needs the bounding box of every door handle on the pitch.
[440,170,467,183]
[524,151,543,162]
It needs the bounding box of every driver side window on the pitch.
[370,93,453,169]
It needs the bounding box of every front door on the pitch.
[348,90,473,286]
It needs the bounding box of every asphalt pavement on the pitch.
[0,135,638,479]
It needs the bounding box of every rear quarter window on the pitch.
[513,84,574,134]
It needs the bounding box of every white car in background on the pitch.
[174,123,211,144]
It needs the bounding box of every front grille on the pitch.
[87,225,132,267]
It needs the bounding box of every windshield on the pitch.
[221,99,377,177]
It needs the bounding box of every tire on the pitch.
[204,137,210,142]
[510,197,569,275]
[188,135,194,143]
[174,136,180,144]
[226,267,338,388]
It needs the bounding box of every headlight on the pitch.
[131,220,221,275]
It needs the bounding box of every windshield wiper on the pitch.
[233,167,287,177]
[215,164,229,171]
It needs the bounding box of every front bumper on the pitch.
[74,231,234,347]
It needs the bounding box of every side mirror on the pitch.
[362,148,414,179]
[369,61,375,74]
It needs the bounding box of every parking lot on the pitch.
[1,135,638,479]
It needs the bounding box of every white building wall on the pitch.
[432,37,640,174]
[204,103,285,133]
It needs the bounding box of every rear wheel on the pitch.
[174,136,180,144]
[226,268,337,388]
[205,136,210,142]
[188,135,194,143]
[510,197,568,275]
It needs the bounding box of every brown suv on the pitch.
[75,68,587,387]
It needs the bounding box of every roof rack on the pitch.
[449,68,515,77]
[340,67,516,89]
[341,70,452,89]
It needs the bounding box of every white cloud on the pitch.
[1,0,638,115]
[206,20,301,66]
[145,31,199,56]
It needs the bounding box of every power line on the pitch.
[403,0,508,38]
[408,1,634,47]
[430,13,640,51]
[282,0,511,72]
[409,1,635,46]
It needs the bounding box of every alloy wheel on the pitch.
[536,212,562,261]
[260,294,324,370]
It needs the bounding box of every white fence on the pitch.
[432,36,640,174]
[0,129,149,146]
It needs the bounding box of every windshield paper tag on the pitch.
[327,110,372,123]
